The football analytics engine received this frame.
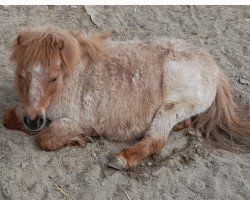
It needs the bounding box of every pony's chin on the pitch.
[24,123,46,134]
[28,128,44,134]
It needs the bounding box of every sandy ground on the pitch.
[0,5,250,200]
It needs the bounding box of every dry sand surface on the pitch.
[0,5,250,200]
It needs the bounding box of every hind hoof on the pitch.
[108,156,127,170]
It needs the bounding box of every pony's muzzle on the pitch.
[23,114,45,132]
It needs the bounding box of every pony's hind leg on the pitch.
[36,118,91,151]
[173,118,193,132]
[108,103,197,170]
[109,136,167,170]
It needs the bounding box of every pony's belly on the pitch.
[99,122,149,142]
[93,110,155,142]
[47,104,149,141]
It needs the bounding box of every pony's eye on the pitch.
[49,77,58,83]
[18,75,24,79]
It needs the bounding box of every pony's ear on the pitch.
[45,33,64,50]
[16,34,22,45]
[70,31,111,60]
[57,39,64,51]
[15,30,30,45]
[57,34,80,75]
[37,32,80,74]
[11,33,26,62]
[14,32,27,46]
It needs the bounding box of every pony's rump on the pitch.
[194,71,250,152]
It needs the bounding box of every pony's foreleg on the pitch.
[3,105,29,133]
[109,105,191,170]
[36,118,90,151]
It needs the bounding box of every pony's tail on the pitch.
[193,71,250,153]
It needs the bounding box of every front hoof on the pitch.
[108,156,128,170]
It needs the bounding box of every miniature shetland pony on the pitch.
[3,26,250,170]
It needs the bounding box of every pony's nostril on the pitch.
[26,116,30,123]
[23,115,31,126]
[36,116,44,128]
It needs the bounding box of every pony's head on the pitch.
[11,26,81,132]
[11,26,110,132]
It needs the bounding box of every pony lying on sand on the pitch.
[3,26,250,170]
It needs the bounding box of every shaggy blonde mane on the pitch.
[11,26,110,73]
[70,31,112,60]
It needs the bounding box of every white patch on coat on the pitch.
[147,59,218,139]
[33,64,43,73]
[29,65,45,108]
